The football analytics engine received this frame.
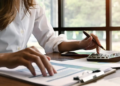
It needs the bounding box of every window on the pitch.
[64,0,105,27]
[28,0,120,52]
[112,0,120,26]
[37,0,58,27]
[112,0,120,51]
[112,31,120,51]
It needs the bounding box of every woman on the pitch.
[0,0,101,76]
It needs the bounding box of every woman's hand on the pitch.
[0,46,57,76]
[79,33,102,54]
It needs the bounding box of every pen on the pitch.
[83,31,105,50]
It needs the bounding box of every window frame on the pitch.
[53,0,118,50]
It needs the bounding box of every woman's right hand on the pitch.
[0,46,57,76]
[78,34,101,54]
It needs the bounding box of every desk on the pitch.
[0,53,120,86]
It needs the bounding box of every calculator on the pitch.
[87,51,120,62]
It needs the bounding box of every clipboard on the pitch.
[73,67,116,86]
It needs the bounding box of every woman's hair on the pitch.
[0,0,35,30]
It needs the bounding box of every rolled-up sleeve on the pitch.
[32,6,66,53]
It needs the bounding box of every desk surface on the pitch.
[0,53,120,86]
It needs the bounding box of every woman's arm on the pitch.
[0,46,56,76]
[58,34,101,54]
[0,54,6,67]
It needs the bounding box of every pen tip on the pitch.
[101,46,106,50]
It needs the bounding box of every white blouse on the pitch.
[0,1,65,53]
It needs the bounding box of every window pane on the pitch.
[37,0,58,27]
[64,0,105,27]
[112,31,120,51]
[65,31,106,50]
[112,0,120,26]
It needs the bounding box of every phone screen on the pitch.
[75,52,94,54]
[61,51,94,57]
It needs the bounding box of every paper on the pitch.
[108,77,120,85]
[0,60,117,86]
[0,60,100,86]
[83,80,120,86]
[100,51,120,55]
[64,58,120,69]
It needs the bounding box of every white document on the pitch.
[83,80,120,86]
[0,60,117,86]
[64,58,120,69]
[108,77,120,85]
[0,60,98,86]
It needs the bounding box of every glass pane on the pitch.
[64,0,105,27]
[37,0,58,27]
[65,31,106,51]
[112,31,120,51]
[112,0,120,26]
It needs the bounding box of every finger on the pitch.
[40,55,54,76]
[85,40,99,50]
[53,66,57,74]
[85,36,92,42]
[20,58,36,76]
[96,46,100,54]
[85,45,95,50]
[90,34,101,46]
[85,43,95,50]
[46,56,51,61]
[23,53,47,76]
[26,48,55,76]
[29,46,51,61]
[30,46,40,52]
[86,36,92,42]
[86,43,100,53]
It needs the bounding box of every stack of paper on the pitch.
[0,60,99,86]
[0,60,117,86]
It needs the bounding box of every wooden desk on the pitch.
[0,53,120,86]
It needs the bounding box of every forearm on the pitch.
[58,40,82,52]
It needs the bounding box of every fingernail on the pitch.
[50,70,54,76]
[43,72,47,77]
[33,72,36,76]
[89,36,92,40]
[54,70,57,74]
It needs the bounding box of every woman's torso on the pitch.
[0,1,37,53]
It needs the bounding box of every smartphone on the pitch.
[61,51,94,57]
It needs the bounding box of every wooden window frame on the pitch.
[53,0,118,50]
